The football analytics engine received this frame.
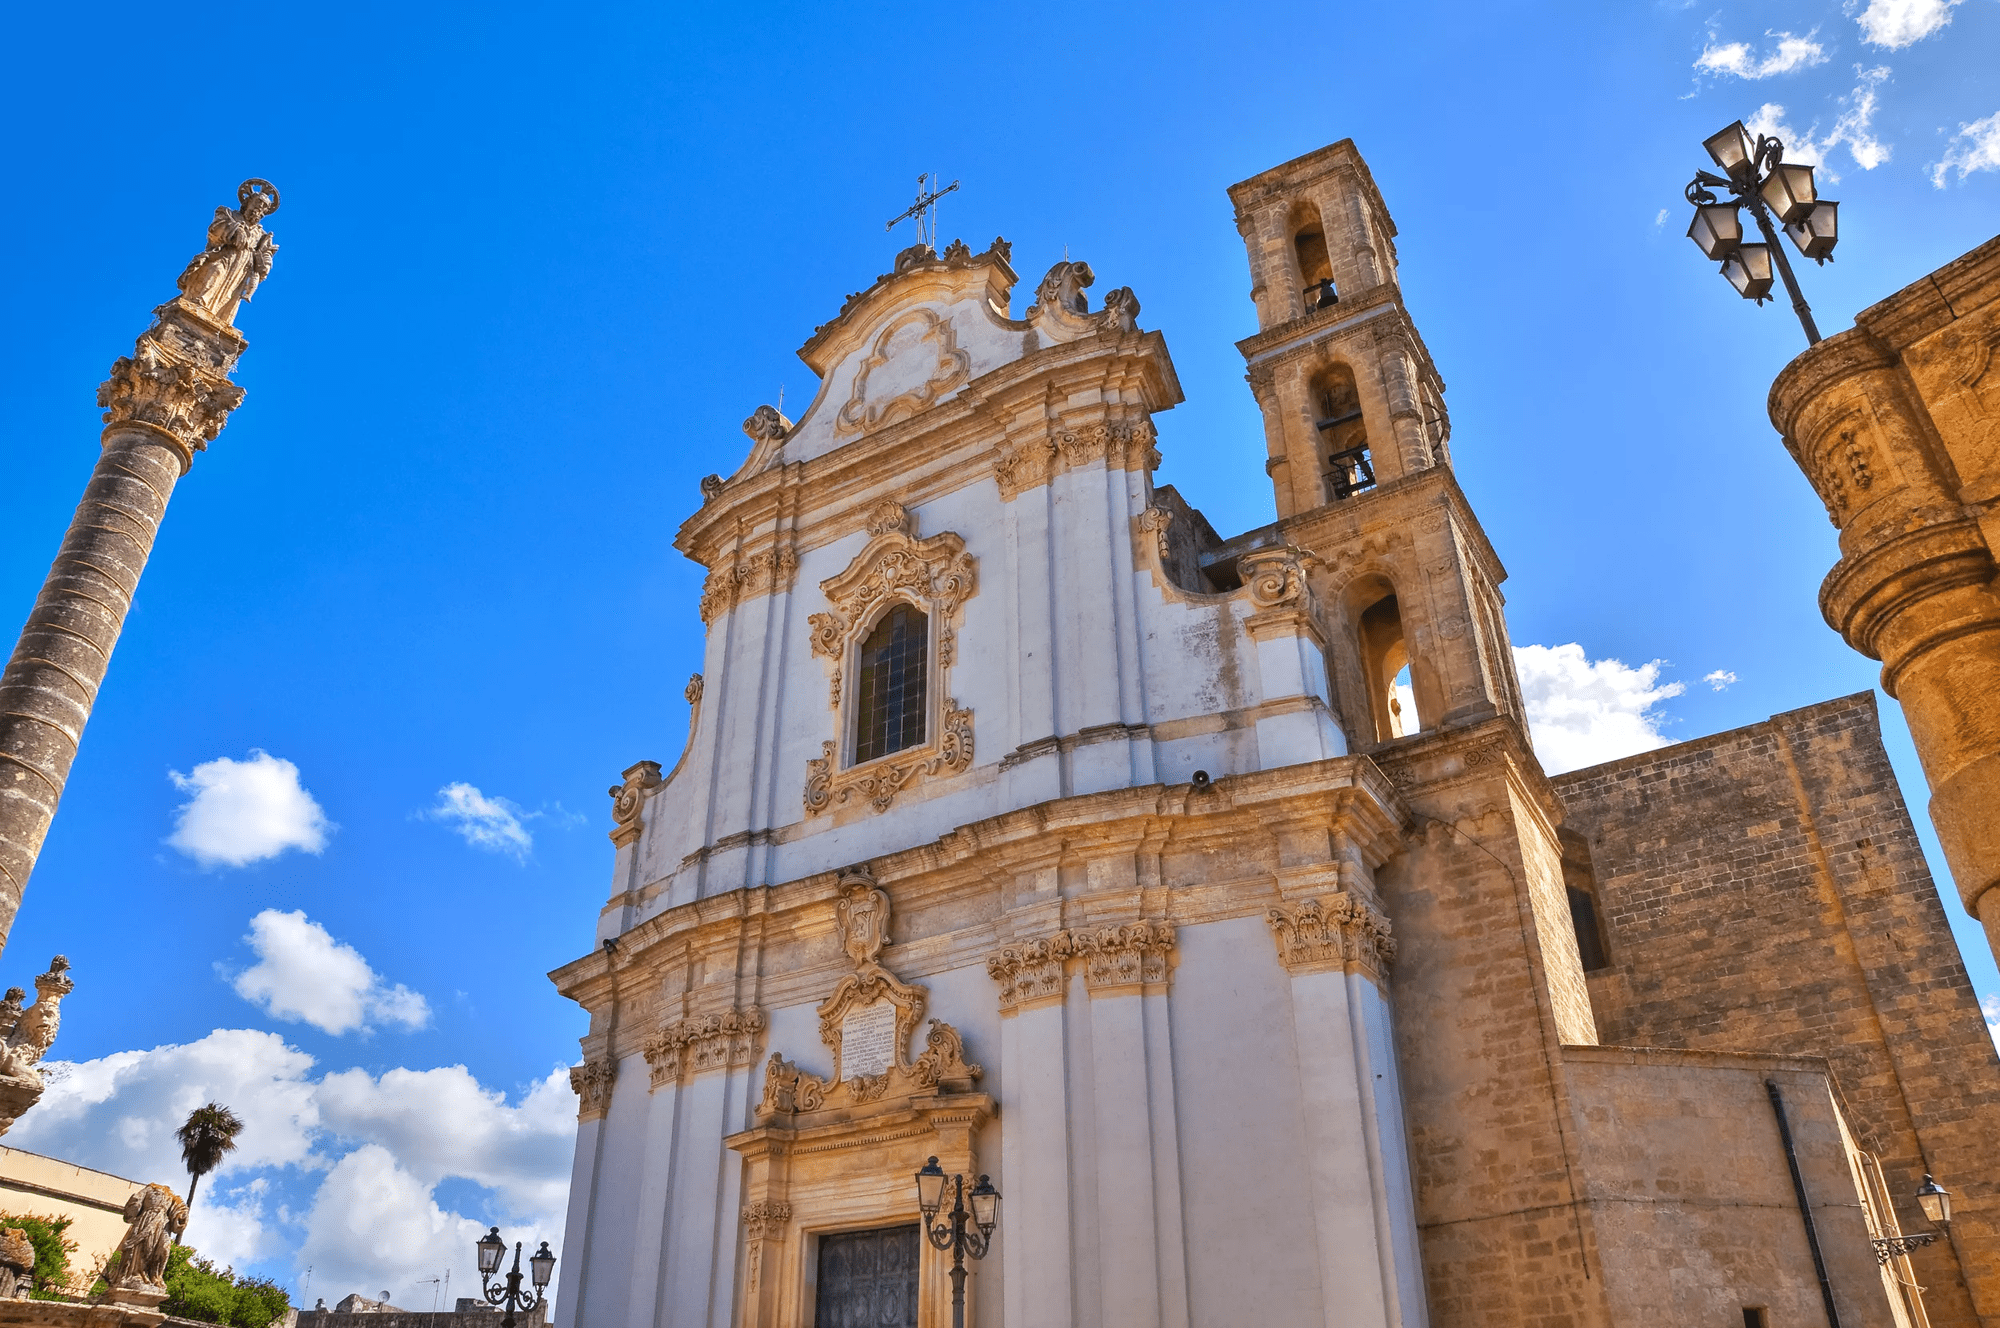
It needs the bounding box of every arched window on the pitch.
[1355,585,1419,743]
[1311,363,1373,502]
[854,603,928,763]
[1291,202,1334,306]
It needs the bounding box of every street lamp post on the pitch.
[915,1156,1000,1328]
[1684,119,1840,346]
[475,1227,556,1327]
[1872,1174,1953,1264]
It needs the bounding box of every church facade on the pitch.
[550,142,1999,1328]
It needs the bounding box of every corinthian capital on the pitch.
[97,338,244,463]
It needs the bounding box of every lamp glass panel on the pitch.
[915,1160,947,1216]
[1786,201,1838,260]
[1724,244,1774,300]
[1761,163,1817,223]
[1689,203,1742,259]
[1917,1176,1951,1225]
[477,1230,506,1276]
[1704,121,1754,174]
[969,1177,999,1232]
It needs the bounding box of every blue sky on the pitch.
[1,0,1996,1308]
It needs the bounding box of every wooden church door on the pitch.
[813,1224,920,1328]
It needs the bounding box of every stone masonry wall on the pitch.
[1554,692,2000,1328]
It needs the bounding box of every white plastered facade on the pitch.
[554,238,1427,1328]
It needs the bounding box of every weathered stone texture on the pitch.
[1555,691,2000,1327]
[1769,233,2000,969]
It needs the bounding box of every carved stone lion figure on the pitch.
[114,1184,187,1289]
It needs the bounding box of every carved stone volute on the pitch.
[608,760,664,847]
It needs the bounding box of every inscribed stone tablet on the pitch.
[841,1001,899,1079]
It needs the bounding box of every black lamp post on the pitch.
[1684,119,1840,346]
[1873,1174,1953,1264]
[475,1227,556,1327]
[915,1156,999,1328]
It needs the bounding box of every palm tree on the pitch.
[174,1103,243,1240]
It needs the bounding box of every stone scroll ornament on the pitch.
[608,760,664,847]
[0,181,278,963]
[756,869,981,1118]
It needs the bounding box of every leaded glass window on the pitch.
[813,1224,920,1328]
[853,604,928,763]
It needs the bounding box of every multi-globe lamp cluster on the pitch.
[1685,119,1841,344]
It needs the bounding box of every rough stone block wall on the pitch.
[1554,692,2000,1328]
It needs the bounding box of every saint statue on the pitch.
[174,179,280,326]
[114,1184,187,1290]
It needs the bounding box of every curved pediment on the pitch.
[778,240,1026,464]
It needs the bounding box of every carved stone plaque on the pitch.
[840,999,899,1079]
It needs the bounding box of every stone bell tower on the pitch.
[1229,142,1451,524]
[1228,142,1518,749]
[1232,144,1607,1322]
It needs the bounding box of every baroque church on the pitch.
[550,142,2000,1328]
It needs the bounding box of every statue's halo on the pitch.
[237,178,281,214]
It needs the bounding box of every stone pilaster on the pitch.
[0,182,278,959]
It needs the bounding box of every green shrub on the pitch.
[145,1243,291,1328]
[0,1211,76,1293]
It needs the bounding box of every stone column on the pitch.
[0,180,279,958]
[1768,233,2000,966]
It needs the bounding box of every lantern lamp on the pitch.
[1723,243,1775,302]
[1785,201,1839,263]
[1760,162,1818,224]
[1916,1174,1952,1227]
[968,1174,1000,1235]
[529,1242,556,1291]
[916,1156,948,1218]
[477,1227,507,1277]
[1703,121,1757,178]
[1687,202,1744,260]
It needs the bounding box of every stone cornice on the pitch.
[549,756,1408,1035]
[1226,139,1398,242]
[1236,296,1448,411]
[797,239,1020,372]
[1279,464,1509,592]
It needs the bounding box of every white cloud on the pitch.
[427,783,534,859]
[230,910,430,1036]
[1745,67,1892,180]
[1984,994,2000,1053]
[1514,643,1687,775]
[168,751,332,869]
[1696,30,1828,79]
[1703,669,1739,691]
[8,1031,574,1309]
[1654,208,1670,228]
[1930,111,2000,187]
[1854,0,1958,48]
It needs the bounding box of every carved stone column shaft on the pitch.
[0,182,277,959]
[0,429,185,951]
